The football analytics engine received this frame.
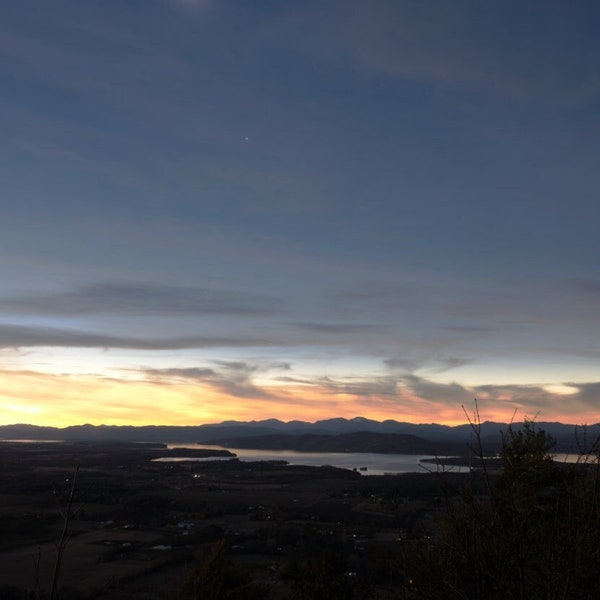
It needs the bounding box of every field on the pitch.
[0,441,466,599]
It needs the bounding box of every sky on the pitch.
[1,0,600,427]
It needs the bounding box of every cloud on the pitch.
[0,324,285,350]
[144,367,217,380]
[402,376,600,419]
[167,0,213,8]
[473,382,600,420]
[572,278,600,294]
[384,356,472,374]
[143,360,291,400]
[311,375,400,399]
[266,1,600,108]
[274,369,600,422]
[294,322,383,334]
[0,282,281,317]
[436,357,474,372]
[335,281,414,309]
[563,382,600,407]
[441,325,495,334]
[214,360,291,372]
[273,375,315,385]
[384,358,422,372]
[403,374,472,406]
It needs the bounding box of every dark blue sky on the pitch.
[1,1,600,425]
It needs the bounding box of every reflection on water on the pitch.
[553,453,600,464]
[158,443,469,475]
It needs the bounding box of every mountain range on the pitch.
[1,417,598,455]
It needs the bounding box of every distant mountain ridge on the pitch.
[1,417,598,454]
[210,431,468,456]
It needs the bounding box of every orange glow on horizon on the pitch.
[0,369,593,428]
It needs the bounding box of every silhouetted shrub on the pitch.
[399,418,600,599]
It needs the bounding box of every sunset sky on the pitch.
[2,1,600,427]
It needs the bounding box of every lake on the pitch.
[160,444,469,475]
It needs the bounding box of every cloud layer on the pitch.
[0,324,282,350]
[0,282,281,316]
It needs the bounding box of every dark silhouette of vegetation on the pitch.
[181,539,268,600]
[50,465,80,600]
[399,409,600,599]
[279,527,373,599]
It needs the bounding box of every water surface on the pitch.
[161,443,468,475]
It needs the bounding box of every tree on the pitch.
[400,415,600,600]
[181,539,268,600]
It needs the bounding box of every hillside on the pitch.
[1,418,597,454]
